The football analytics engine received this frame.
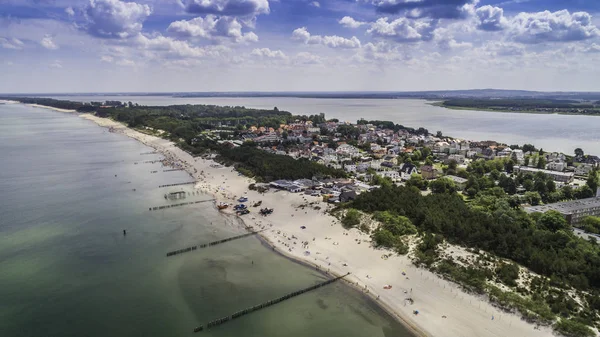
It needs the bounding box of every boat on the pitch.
[217,203,229,210]
[238,197,248,202]
[253,200,262,207]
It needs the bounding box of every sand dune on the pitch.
[79,113,553,337]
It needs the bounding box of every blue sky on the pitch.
[1,0,600,93]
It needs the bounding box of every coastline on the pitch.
[67,109,554,337]
[428,101,596,116]
[27,103,77,113]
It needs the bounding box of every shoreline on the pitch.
[57,108,554,337]
[26,103,77,113]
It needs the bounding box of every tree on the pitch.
[436,131,443,138]
[425,157,434,166]
[342,209,361,228]
[586,169,599,192]
[522,144,537,153]
[496,263,520,287]
[282,131,288,139]
[574,148,584,158]
[523,191,542,205]
[430,177,456,194]
[537,156,547,169]
[538,210,569,232]
[406,174,428,190]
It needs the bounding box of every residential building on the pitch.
[447,154,466,164]
[379,170,400,181]
[513,166,574,183]
[576,163,595,176]
[400,163,418,180]
[420,165,438,180]
[445,175,468,190]
[511,149,524,164]
[525,196,600,225]
[546,160,566,172]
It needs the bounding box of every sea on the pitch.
[0,103,413,337]
[49,95,600,156]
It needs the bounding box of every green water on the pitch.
[0,104,414,337]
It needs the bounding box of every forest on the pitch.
[441,98,596,110]
[0,96,98,111]
[346,184,600,332]
[213,144,346,182]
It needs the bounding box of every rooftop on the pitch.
[525,197,600,214]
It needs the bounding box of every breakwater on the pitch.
[158,182,195,188]
[149,199,214,211]
[193,273,351,332]
[166,231,262,257]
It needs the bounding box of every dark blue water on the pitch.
[0,103,413,337]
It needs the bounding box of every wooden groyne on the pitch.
[163,169,184,172]
[143,160,162,164]
[193,273,351,332]
[166,231,262,257]
[149,199,214,211]
[140,151,158,155]
[158,182,195,188]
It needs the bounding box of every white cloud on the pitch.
[368,0,479,20]
[65,7,75,17]
[433,27,471,50]
[585,43,600,53]
[339,16,366,29]
[84,0,152,39]
[49,60,63,68]
[0,37,24,49]
[116,59,136,66]
[251,48,287,59]
[475,5,508,31]
[293,51,321,64]
[180,0,269,17]
[100,55,114,63]
[132,33,231,60]
[167,15,258,44]
[292,27,361,49]
[40,35,58,50]
[508,10,600,44]
[310,1,320,8]
[367,17,435,42]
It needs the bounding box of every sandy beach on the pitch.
[27,104,76,113]
[76,112,553,337]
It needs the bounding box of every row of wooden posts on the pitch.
[193,273,351,332]
[158,182,195,188]
[149,199,214,211]
[165,231,262,257]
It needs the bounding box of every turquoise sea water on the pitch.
[0,103,413,337]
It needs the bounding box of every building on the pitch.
[379,170,400,181]
[576,163,595,176]
[525,196,600,225]
[400,163,418,180]
[420,165,438,180]
[513,165,574,183]
[445,175,468,190]
[546,160,566,172]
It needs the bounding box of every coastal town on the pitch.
[199,116,600,229]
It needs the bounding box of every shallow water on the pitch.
[0,103,413,337]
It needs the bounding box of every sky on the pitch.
[1,0,600,93]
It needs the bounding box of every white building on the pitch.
[336,144,360,157]
[379,171,400,181]
[547,160,566,172]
